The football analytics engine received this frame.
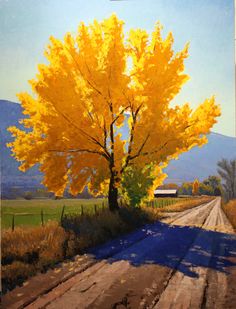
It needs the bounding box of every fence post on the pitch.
[60,205,65,225]
[81,204,84,216]
[12,214,15,232]
[41,209,44,226]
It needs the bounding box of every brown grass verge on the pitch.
[2,206,159,294]
[158,196,215,213]
[222,199,236,230]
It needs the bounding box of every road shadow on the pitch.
[87,221,236,278]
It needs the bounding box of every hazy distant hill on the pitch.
[0,100,43,194]
[0,100,235,193]
[164,132,236,184]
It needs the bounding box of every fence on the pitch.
[4,201,108,231]
[3,198,180,231]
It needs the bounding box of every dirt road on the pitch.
[5,198,236,308]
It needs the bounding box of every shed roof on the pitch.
[154,189,178,194]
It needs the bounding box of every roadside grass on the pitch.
[148,197,186,209]
[156,196,215,213]
[2,205,159,293]
[222,199,236,229]
[1,195,213,293]
[1,198,106,229]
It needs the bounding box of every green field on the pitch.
[1,197,184,229]
[1,198,107,229]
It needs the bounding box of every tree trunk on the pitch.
[108,176,119,211]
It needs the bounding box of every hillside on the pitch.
[0,100,43,195]
[0,100,235,195]
[164,132,236,184]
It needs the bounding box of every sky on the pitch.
[0,0,235,137]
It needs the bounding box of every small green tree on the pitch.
[121,165,157,207]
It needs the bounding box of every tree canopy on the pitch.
[8,14,221,210]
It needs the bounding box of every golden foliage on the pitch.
[8,14,221,197]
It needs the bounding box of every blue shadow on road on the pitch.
[87,221,236,278]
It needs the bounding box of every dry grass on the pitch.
[222,199,236,229]
[158,196,215,213]
[2,206,159,293]
[2,222,67,292]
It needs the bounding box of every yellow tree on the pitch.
[192,179,200,196]
[8,14,220,211]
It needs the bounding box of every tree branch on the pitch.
[120,102,144,173]
[129,133,150,161]
[111,105,130,125]
[48,148,109,159]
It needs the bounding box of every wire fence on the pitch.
[3,198,180,231]
[4,202,108,231]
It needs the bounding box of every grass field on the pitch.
[1,198,107,229]
[1,197,186,229]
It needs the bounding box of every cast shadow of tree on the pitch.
[87,221,236,278]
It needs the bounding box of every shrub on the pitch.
[121,165,157,207]
[23,191,33,200]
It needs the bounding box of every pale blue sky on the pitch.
[0,0,235,136]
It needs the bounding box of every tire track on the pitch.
[152,197,233,309]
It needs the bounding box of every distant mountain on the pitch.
[0,100,43,195]
[164,132,236,184]
[0,100,235,194]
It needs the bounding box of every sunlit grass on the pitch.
[222,199,236,229]
[156,196,214,212]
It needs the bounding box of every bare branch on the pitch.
[120,102,144,173]
[129,133,150,161]
[111,105,130,125]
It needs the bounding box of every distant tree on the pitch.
[158,183,179,189]
[179,182,192,195]
[203,175,222,196]
[192,179,199,196]
[217,158,236,200]
[199,183,213,196]
[23,191,33,200]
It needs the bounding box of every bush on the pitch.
[23,191,33,200]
